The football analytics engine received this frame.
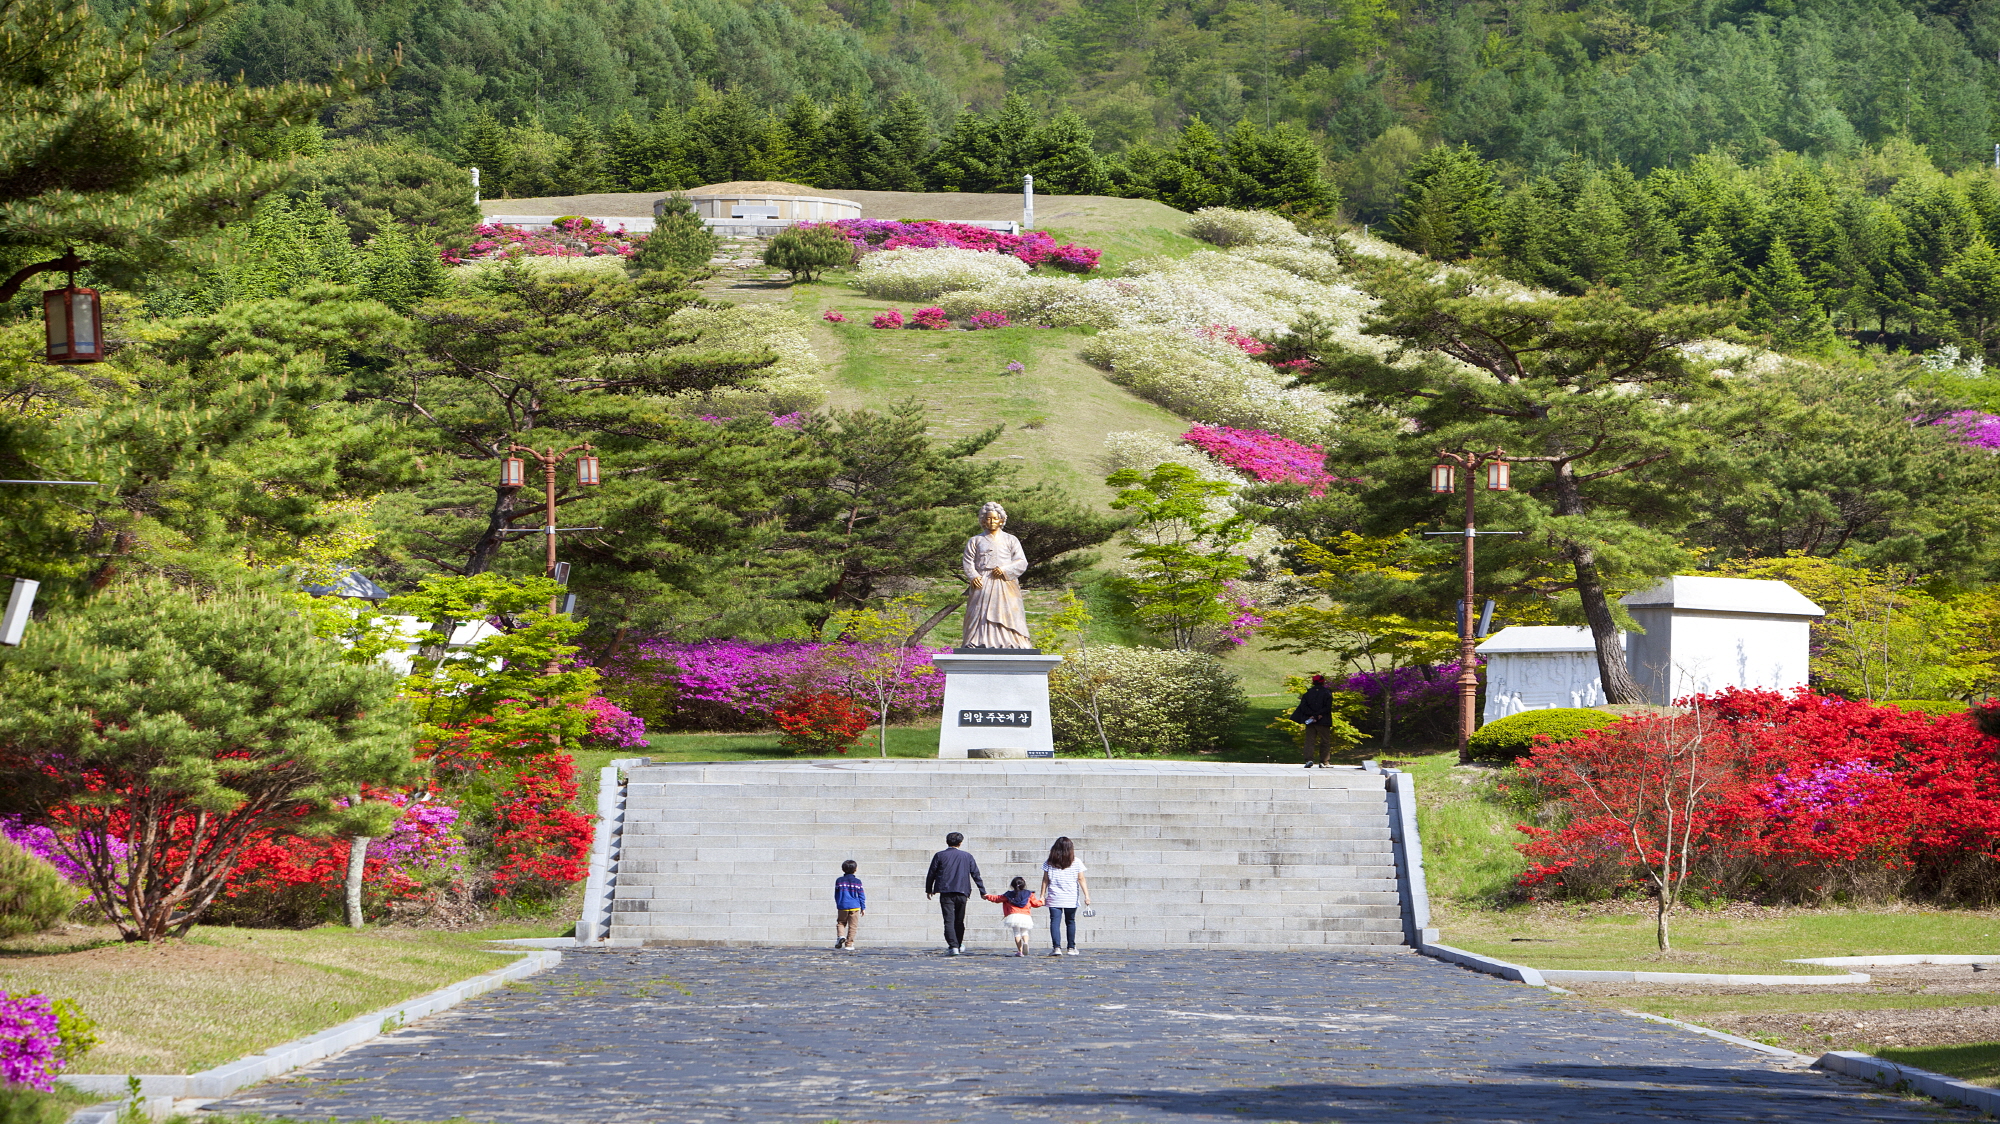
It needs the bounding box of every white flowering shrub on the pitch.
[936,275,1128,328]
[1185,207,1311,249]
[854,247,1029,300]
[1102,431,1244,485]
[1235,244,1350,284]
[1082,327,1340,441]
[1051,645,1246,756]
[665,304,826,414]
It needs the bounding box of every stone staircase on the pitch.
[606,760,1417,952]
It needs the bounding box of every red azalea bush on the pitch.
[488,754,593,899]
[965,310,1012,329]
[871,308,905,329]
[912,306,951,330]
[771,691,871,755]
[1513,688,2000,904]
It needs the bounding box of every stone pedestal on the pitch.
[934,651,1063,759]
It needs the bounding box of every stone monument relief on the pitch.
[936,502,1062,759]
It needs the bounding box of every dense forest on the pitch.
[180,0,2000,195]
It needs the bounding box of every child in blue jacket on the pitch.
[834,859,866,950]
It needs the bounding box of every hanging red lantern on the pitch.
[500,457,525,487]
[1429,462,1456,494]
[576,454,600,486]
[43,283,102,364]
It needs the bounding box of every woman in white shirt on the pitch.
[1039,836,1091,956]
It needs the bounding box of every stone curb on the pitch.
[58,949,560,1104]
[1789,954,2000,967]
[1546,968,1869,985]
[1814,1050,2000,1116]
[1418,944,1868,986]
[1622,1009,1814,1060]
[1418,942,1547,986]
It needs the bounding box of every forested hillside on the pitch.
[186,0,2000,197]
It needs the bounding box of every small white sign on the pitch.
[730,205,781,219]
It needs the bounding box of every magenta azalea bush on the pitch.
[0,991,62,1091]
[1,817,123,894]
[822,310,848,322]
[913,307,951,330]
[966,310,1012,330]
[441,218,641,264]
[1215,582,1264,647]
[580,696,648,748]
[357,794,466,881]
[1183,425,1334,495]
[608,639,945,731]
[1938,410,2000,450]
[871,308,905,329]
[807,220,1100,273]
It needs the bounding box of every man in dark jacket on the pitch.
[1292,674,1335,768]
[925,831,986,955]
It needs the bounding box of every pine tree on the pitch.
[1942,240,2000,349]
[925,110,1004,192]
[0,0,373,297]
[361,226,447,312]
[1384,144,1499,261]
[1226,121,1336,216]
[1027,109,1111,196]
[635,194,721,272]
[878,94,934,190]
[685,92,766,184]
[821,97,890,190]
[1151,118,1241,212]
[778,95,826,186]
[0,583,415,942]
[459,114,515,196]
[554,115,611,196]
[1745,236,1835,349]
[607,108,698,192]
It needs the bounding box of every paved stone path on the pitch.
[210,948,1970,1123]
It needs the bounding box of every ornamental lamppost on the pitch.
[500,443,602,612]
[1427,449,1519,763]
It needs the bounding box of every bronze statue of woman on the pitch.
[960,501,1032,649]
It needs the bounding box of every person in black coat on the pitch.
[1291,674,1335,768]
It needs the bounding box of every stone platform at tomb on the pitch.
[602,759,1421,952]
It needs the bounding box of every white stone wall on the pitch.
[1626,609,1815,704]
[1483,649,1611,725]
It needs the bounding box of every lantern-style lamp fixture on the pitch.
[500,457,525,487]
[1486,460,1511,490]
[43,282,102,364]
[576,454,600,486]
[1429,462,1456,494]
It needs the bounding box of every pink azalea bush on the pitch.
[0,991,62,1091]
[1183,425,1334,495]
[580,696,648,748]
[966,310,1012,330]
[913,307,952,330]
[1198,324,1269,356]
[771,411,806,429]
[808,220,1100,273]
[871,308,905,329]
[441,217,641,264]
[822,310,848,322]
[606,639,945,731]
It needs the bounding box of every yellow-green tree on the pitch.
[823,596,937,758]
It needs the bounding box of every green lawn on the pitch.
[0,923,565,1074]
[1438,908,2000,976]
[1875,1043,2000,1086]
